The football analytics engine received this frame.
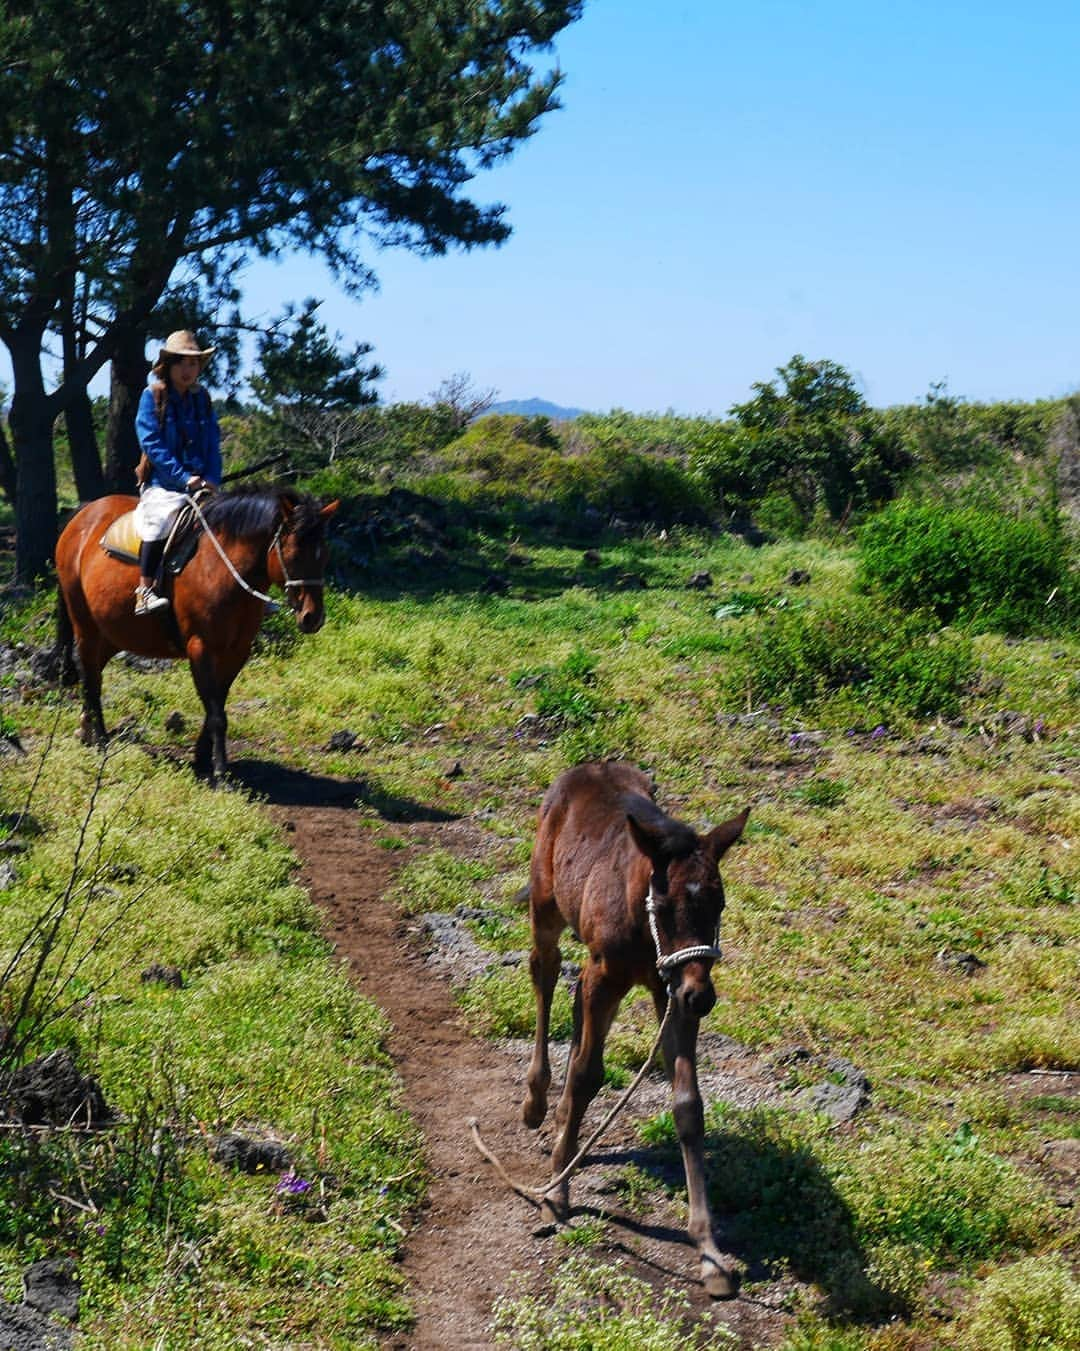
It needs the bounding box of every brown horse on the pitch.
[54,487,338,781]
[523,760,749,1297]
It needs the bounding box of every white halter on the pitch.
[645,882,723,984]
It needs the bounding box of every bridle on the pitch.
[645,881,723,988]
[271,524,325,592]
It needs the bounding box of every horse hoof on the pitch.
[702,1259,740,1300]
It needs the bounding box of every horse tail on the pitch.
[54,586,79,687]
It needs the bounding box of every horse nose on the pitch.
[298,606,324,634]
[676,973,716,1019]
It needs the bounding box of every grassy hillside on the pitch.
[0,398,1077,1347]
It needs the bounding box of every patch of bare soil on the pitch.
[236,762,797,1350]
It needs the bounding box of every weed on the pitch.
[492,1254,739,1348]
[794,777,849,807]
[556,1217,609,1250]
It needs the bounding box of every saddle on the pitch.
[99,503,202,575]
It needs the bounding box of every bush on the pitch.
[959,1255,1080,1351]
[720,596,975,718]
[690,356,911,529]
[413,414,710,527]
[858,501,1077,636]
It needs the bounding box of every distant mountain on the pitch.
[486,397,587,421]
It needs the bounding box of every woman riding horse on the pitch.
[133,329,221,615]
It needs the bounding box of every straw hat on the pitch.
[152,330,216,376]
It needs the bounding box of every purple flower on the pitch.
[788,733,802,747]
[871,725,887,740]
[1034,718,1046,734]
[276,1171,311,1196]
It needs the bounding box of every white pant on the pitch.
[134,486,187,542]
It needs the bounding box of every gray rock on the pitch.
[210,1134,291,1174]
[936,948,987,976]
[0,1302,72,1350]
[0,1050,112,1127]
[795,1057,871,1122]
[140,964,184,989]
[324,729,360,752]
[22,1260,79,1321]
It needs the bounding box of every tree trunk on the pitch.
[10,344,59,582]
[104,326,148,494]
[65,387,104,502]
[0,416,15,504]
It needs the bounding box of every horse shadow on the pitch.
[573,1127,899,1322]
[227,757,458,822]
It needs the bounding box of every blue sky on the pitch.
[45,3,1080,415]
[236,1,1080,415]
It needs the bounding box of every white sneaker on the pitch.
[134,586,169,616]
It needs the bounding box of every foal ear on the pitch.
[627,812,696,864]
[319,499,340,519]
[704,808,750,863]
[626,812,666,864]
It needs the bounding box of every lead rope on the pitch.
[468,998,673,1206]
[469,876,718,1206]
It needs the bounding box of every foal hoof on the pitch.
[539,1192,568,1227]
[702,1258,740,1300]
[521,1096,547,1130]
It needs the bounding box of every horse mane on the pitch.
[200,485,322,539]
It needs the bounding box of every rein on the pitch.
[185,493,323,603]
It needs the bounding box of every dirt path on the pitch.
[236,761,791,1349]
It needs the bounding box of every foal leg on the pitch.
[659,1001,739,1298]
[541,961,628,1224]
[523,898,564,1130]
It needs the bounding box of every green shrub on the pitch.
[720,596,975,718]
[413,414,710,526]
[858,501,1077,635]
[959,1254,1080,1351]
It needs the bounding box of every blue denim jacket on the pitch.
[136,383,222,492]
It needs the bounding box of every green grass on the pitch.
[0,740,419,1347]
[2,493,1077,1349]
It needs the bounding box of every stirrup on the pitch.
[134,585,169,616]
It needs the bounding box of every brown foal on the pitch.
[522,760,749,1297]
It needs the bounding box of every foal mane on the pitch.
[200,485,321,539]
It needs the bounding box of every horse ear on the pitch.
[320,499,341,519]
[626,811,665,864]
[705,808,750,863]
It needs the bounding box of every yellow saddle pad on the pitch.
[99,511,141,564]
